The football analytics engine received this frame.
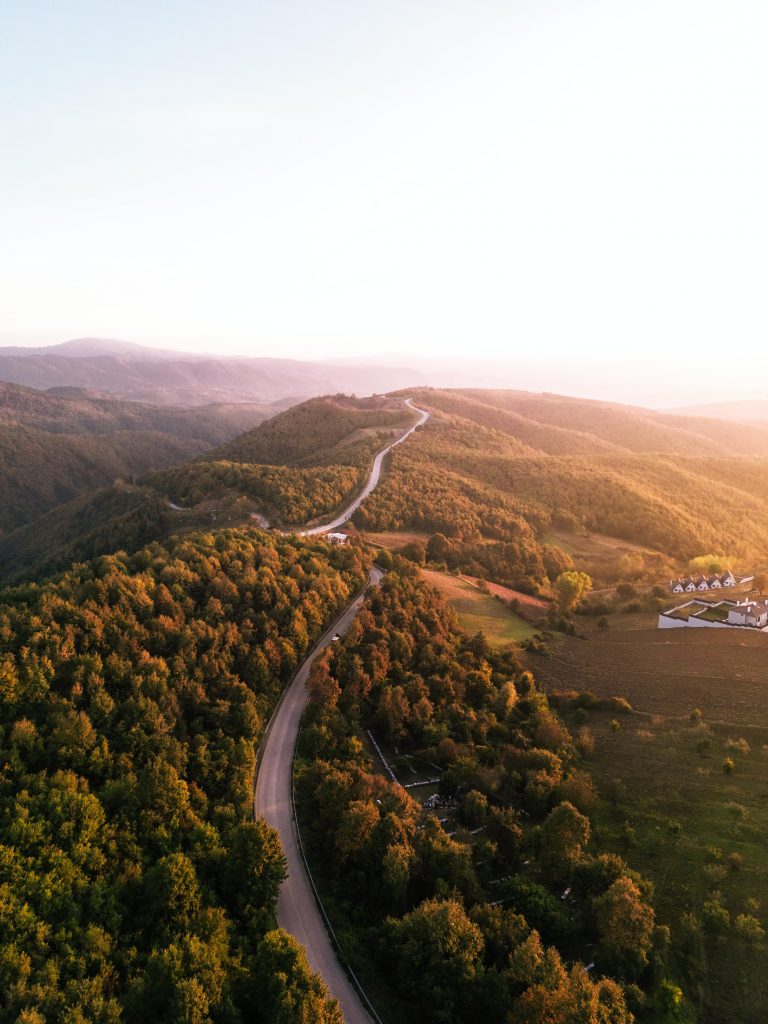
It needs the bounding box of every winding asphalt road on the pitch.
[300,397,429,536]
[253,399,429,1022]
[253,567,383,1024]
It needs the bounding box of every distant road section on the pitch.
[254,567,384,1024]
[300,397,429,536]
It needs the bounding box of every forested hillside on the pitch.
[0,527,368,1023]
[212,394,413,466]
[0,381,274,440]
[298,564,676,1022]
[355,389,768,586]
[142,395,416,527]
[8,386,768,594]
[0,382,273,536]
[0,487,172,586]
[436,389,768,456]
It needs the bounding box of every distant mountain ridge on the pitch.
[0,338,435,406]
[666,399,768,423]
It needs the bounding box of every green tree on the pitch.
[388,898,484,1021]
[594,876,655,977]
[555,571,593,613]
[251,930,344,1024]
[539,801,591,877]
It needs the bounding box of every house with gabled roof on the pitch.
[670,570,740,593]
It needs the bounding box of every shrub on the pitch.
[575,691,598,709]
[703,863,728,886]
[735,914,766,944]
[725,737,751,756]
[605,696,633,714]
[722,757,735,774]
[575,726,595,758]
[702,895,730,933]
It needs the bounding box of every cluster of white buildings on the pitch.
[659,597,768,632]
[669,572,737,593]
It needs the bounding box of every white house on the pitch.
[659,597,768,633]
[327,532,349,546]
[671,571,739,593]
[727,600,768,628]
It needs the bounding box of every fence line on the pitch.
[365,729,400,786]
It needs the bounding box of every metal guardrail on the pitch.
[251,568,386,1024]
[291,727,386,1024]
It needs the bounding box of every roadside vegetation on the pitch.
[296,563,681,1023]
[0,528,368,1023]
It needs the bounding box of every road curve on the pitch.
[299,397,429,536]
[254,567,384,1024]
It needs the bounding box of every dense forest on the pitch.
[355,389,768,584]
[210,394,412,467]
[0,396,418,586]
[0,382,272,536]
[0,527,369,1023]
[0,487,173,587]
[145,462,364,525]
[297,564,680,1022]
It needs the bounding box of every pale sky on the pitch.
[2,1,767,404]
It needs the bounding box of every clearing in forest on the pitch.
[420,569,538,645]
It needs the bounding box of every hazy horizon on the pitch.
[3,1,767,407]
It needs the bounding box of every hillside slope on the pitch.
[0,396,417,585]
[354,388,768,584]
[8,387,768,590]
[0,382,273,535]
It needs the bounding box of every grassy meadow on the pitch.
[531,616,768,1023]
[420,568,538,645]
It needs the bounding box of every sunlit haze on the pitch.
[2,1,766,405]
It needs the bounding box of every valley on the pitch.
[2,382,768,1024]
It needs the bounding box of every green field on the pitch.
[532,620,768,1023]
[421,569,538,645]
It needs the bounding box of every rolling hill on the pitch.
[0,382,273,535]
[7,386,768,590]
[0,395,417,584]
[353,388,768,585]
